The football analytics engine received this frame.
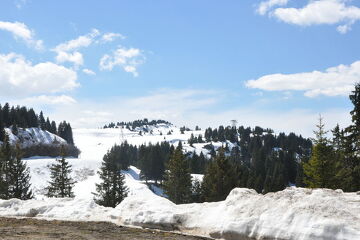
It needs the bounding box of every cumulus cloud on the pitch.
[55,51,84,67]
[101,32,125,42]
[0,53,79,97]
[52,29,127,67]
[82,68,96,75]
[99,47,145,77]
[258,0,360,33]
[245,60,360,97]
[0,21,43,49]
[52,29,100,66]
[256,0,289,15]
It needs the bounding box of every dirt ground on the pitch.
[0,217,212,240]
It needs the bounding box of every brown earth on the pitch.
[0,217,212,240]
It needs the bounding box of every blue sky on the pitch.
[0,0,359,136]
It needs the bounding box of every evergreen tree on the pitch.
[303,116,338,189]
[8,144,32,200]
[38,111,46,130]
[2,103,10,127]
[47,146,75,198]
[0,123,5,142]
[163,144,192,204]
[45,117,51,132]
[93,150,128,207]
[202,148,237,201]
[50,121,57,134]
[342,83,360,191]
[191,179,203,203]
[58,121,74,145]
[28,108,39,127]
[0,134,12,199]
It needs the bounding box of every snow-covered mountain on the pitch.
[0,126,358,239]
[2,127,67,148]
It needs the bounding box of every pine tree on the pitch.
[202,148,237,201]
[191,179,203,203]
[0,134,11,199]
[58,121,74,145]
[0,123,5,142]
[93,151,128,207]
[38,111,46,130]
[45,117,51,132]
[163,144,192,204]
[2,103,10,127]
[303,116,338,189]
[50,121,57,134]
[47,146,75,198]
[342,83,360,191]
[8,144,32,199]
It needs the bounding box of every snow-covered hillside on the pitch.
[2,127,67,148]
[0,126,358,240]
[26,126,202,198]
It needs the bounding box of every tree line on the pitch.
[0,103,74,145]
[93,126,311,205]
[103,118,171,130]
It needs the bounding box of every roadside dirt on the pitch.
[0,217,212,240]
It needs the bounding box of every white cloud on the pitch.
[22,95,77,105]
[256,0,289,15]
[0,53,79,97]
[99,47,145,77]
[259,0,360,33]
[82,68,96,75]
[54,29,100,52]
[53,29,100,66]
[55,51,84,67]
[101,32,125,42]
[53,29,129,67]
[0,21,43,49]
[245,60,360,97]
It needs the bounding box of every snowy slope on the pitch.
[1,127,358,240]
[3,127,67,148]
[26,126,199,198]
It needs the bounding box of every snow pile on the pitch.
[3,127,66,147]
[116,187,360,240]
[0,187,358,240]
[0,197,119,222]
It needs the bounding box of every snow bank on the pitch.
[0,197,119,223]
[0,187,358,240]
[116,187,360,240]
